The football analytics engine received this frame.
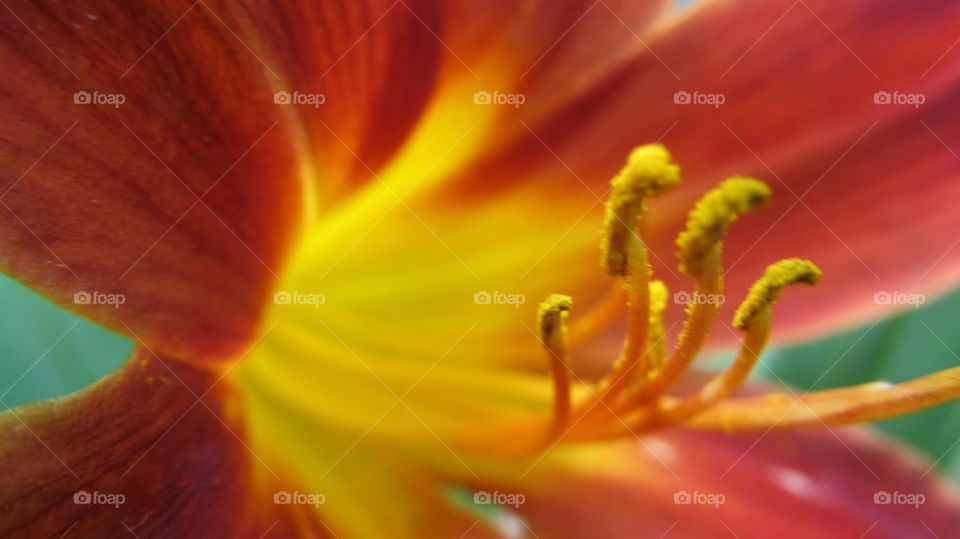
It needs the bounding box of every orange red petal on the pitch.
[475,428,960,538]
[0,1,303,362]
[0,349,294,537]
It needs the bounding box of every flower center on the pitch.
[234,141,960,473]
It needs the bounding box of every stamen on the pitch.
[526,142,960,450]
[648,259,821,427]
[600,144,680,276]
[575,280,671,436]
[733,258,822,330]
[676,177,771,279]
[599,235,651,392]
[577,260,818,439]
[632,178,771,404]
[537,294,574,437]
[591,145,679,407]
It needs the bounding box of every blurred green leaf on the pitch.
[0,274,131,410]
[764,288,960,476]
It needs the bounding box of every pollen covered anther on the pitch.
[676,177,771,279]
[733,258,822,330]
[601,144,679,276]
[537,294,574,349]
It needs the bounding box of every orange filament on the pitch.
[566,285,626,347]
[595,235,652,404]
[537,294,574,438]
[687,367,960,431]
[534,144,960,446]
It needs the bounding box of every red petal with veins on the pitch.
[0,350,302,538]
[0,1,302,362]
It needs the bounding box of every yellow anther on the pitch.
[621,145,681,197]
[601,144,680,276]
[733,258,822,330]
[537,294,574,349]
[676,177,771,278]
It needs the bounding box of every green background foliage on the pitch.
[0,275,130,409]
[2,273,959,480]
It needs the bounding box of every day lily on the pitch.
[2,0,960,537]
